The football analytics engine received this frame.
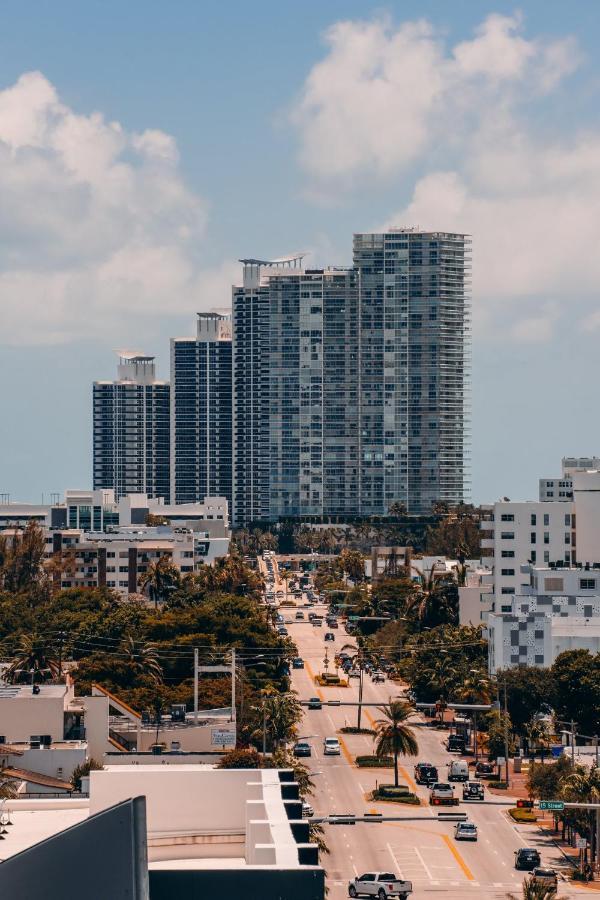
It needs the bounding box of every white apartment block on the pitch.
[539,456,600,501]
[488,565,600,672]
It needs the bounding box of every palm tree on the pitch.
[560,766,600,864]
[424,654,459,720]
[258,692,302,751]
[506,879,558,899]
[139,555,180,608]
[4,634,60,684]
[525,716,552,761]
[121,635,163,684]
[373,700,419,787]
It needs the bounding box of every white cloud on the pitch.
[293,13,597,341]
[292,13,577,180]
[0,71,223,345]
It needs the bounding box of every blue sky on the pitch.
[0,1,599,504]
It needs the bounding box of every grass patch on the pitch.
[356,755,393,767]
[315,675,349,687]
[370,786,420,805]
[340,727,375,735]
[509,807,538,823]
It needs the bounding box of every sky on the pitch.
[0,0,599,505]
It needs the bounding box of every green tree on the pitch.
[121,635,163,683]
[217,748,263,769]
[500,667,555,735]
[485,710,515,764]
[0,521,47,596]
[4,633,60,683]
[71,758,103,791]
[507,879,558,899]
[527,755,572,801]
[525,716,552,760]
[551,650,600,736]
[337,549,365,583]
[560,766,600,863]
[373,700,419,787]
[139,555,181,608]
[257,692,302,751]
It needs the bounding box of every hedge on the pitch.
[508,807,537,823]
[340,727,375,735]
[356,755,393,767]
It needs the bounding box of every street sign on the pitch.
[496,757,505,765]
[539,800,564,811]
[576,838,588,849]
[211,729,236,747]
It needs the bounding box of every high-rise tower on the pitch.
[93,353,170,501]
[170,312,232,506]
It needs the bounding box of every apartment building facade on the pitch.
[232,230,471,525]
[170,313,232,507]
[93,354,170,501]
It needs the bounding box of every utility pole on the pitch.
[262,700,267,755]
[571,719,576,767]
[357,657,364,731]
[231,649,236,725]
[193,648,198,724]
[503,678,510,787]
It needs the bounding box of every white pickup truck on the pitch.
[348,872,413,899]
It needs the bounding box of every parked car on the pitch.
[454,822,478,842]
[349,668,361,679]
[292,657,304,669]
[302,801,314,818]
[371,671,385,683]
[514,848,541,871]
[475,761,495,777]
[448,760,469,782]
[277,627,288,636]
[429,783,458,806]
[313,618,323,627]
[308,612,316,621]
[295,611,305,620]
[446,735,466,753]
[529,868,558,890]
[275,614,284,623]
[293,741,312,758]
[348,872,412,898]
[462,781,484,801]
[324,632,335,641]
[329,620,338,628]
[414,763,438,786]
[323,737,341,756]
[307,697,322,710]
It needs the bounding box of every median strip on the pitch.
[441,833,475,881]
[304,660,324,701]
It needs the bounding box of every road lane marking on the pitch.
[414,846,435,881]
[386,842,404,878]
[303,660,324,700]
[399,765,419,795]
[441,834,475,881]
[338,735,355,768]
[326,713,336,731]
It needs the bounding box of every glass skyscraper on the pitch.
[170,313,233,506]
[93,354,170,501]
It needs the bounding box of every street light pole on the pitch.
[503,678,510,788]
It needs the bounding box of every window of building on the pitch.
[544,551,549,563]
[501,513,514,522]
[531,513,537,526]
[565,533,570,544]
[501,605,512,612]
[579,578,596,590]
[531,550,537,563]
[544,532,550,544]
[543,513,549,526]
[565,514,571,526]
[501,568,515,576]
[531,532,536,544]
[544,577,564,591]
[501,531,515,540]
[501,550,515,558]
[501,587,515,594]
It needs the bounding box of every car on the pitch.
[414,763,438,786]
[293,741,312,758]
[448,760,469,782]
[308,612,316,621]
[313,618,323,627]
[307,697,322,710]
[275,613,284,623]
[302,801,314,818]
[371,671,385,683]
[348,871,413,898]
[475,761,495,777]
[295,611,304,620]
[462,781,484,801]
[323,737,341,756]
[277,627,288,636]
[454,822,478,842]
[529,868,558,889]
[349,668,361,678]
[292,657,304,669]
[429,783,458,806]
[329,619,338,628]
[324,632,335,641]
[514,848,541,871]
[446,735,466,753]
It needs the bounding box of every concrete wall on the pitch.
[81,695,110,760]
[0,695,65,743]
[572,470,600,565]
[10,746,86,781]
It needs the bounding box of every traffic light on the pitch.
[516,800,534,809]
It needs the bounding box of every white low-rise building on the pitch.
[487,565,600,672]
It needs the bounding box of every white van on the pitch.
[448,760,469,782]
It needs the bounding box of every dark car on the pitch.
[447,735,466,753]
[324,632,335,642]
[530,868,558,889]
[475,761,495,778]
[514,848,541,871]
[414,763,439,785]
[307,697,322,710]
[462,781,484,801]
[292,657,304,669]
[293,741,312,758]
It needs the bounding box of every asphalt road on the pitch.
[282,595,585,900]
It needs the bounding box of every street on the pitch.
[282,594,586,899]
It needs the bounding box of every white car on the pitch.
[454,821,478,841]
[348,872,412,898]
[323,737,341,756]
[302,801,314,817]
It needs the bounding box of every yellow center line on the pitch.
[338,735,356,768]
[303,660,324,700]
[441,834,475,881]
